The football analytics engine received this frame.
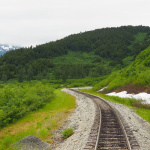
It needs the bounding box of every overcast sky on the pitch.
[0,0,150,47]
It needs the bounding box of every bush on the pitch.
[0,81,54,129]
[62,128,73,139]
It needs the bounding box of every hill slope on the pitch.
[94,45,150,93]
[0,25,150,82]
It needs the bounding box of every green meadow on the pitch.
[0,82,76,150]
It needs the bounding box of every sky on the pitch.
[0,0,150,47]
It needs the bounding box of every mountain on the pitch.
[0,25,150,82]
[0,44,20,56]
[94,45,150,93]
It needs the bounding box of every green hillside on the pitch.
[94,45,150,92]
[0,25,150,82]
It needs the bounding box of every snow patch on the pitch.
[1,45,9,51]
[107,91,150,104]
[98,86,108,91]
[9,45,12,49]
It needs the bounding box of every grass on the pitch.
[0,88,76,150]
[66,76,107,88]
[38,128,49,138]
[128,32,147,49]
[80,89,150,123]
[135,108,150,122]
[52,51,100,64]
[62,128,73,139]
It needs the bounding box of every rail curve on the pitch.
[69,89,139,150]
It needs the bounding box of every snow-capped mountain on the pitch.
[0,44,20,56]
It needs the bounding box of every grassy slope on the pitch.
[53,51,98,64]
[0,88,76,150]
[93,45,150,92]
[128,32,147,49]
[52,50,111,65]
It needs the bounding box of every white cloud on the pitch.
[0,0,150,46]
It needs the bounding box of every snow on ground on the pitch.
[106,91,150,104]
[98,86,108,92]
[72,86,92,90]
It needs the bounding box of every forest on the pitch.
[0,25,150,83]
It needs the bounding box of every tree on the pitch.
[27,65,33,81]
[18,68,25,82]
[1,73,7,83]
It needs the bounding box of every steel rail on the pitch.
[94,102,101,150]
[99,96,132,150]
[70,89,132,150]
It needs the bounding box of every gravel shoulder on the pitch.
[52,88,96,150]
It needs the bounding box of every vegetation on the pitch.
[93,45,150,92]
[80,89,150,122]
[0,88,76,149]
[65,76,107,88]
[62,128,73,139]
[0,26,150,82]
[0,81,54,129]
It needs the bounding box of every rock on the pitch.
[12,135,50,150]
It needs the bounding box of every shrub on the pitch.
[0,81,54,129]
[62,128,73,139]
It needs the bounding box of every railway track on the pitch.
[69,89,140,150]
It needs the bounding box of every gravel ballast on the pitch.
[106,100,150,150]
[53,88,150,150]
[52,88,96,150]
